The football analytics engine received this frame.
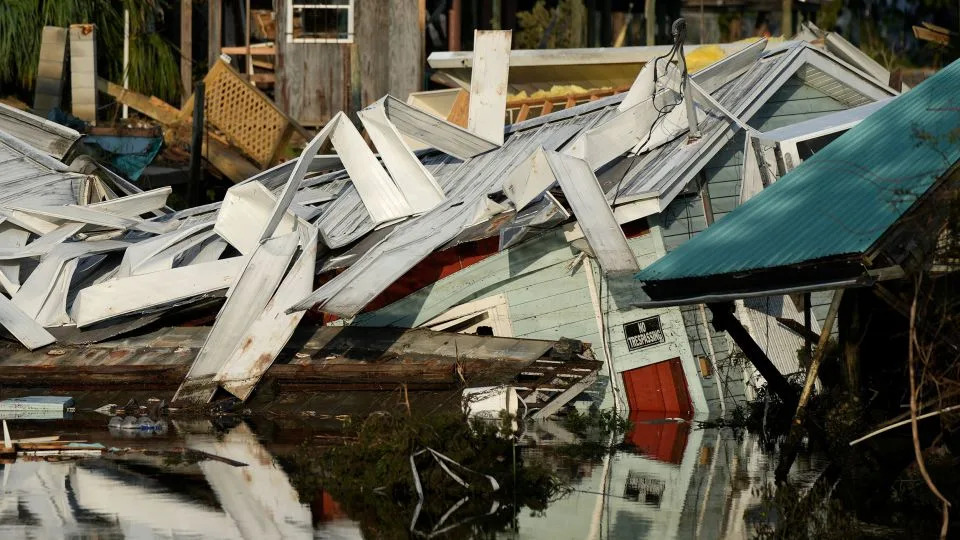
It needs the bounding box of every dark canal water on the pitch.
[0,412,826,539]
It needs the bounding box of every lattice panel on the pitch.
[182,60,290,167]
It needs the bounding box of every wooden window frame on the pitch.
[286,0,354,44]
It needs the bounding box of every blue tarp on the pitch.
[82,134,163,181]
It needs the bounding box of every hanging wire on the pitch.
[610,18,691,209]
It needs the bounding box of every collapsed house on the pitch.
[326,35,898,416]
[0,23,909,416]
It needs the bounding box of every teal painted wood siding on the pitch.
[653,74,852,411]
[353,226,709,412]
[352,229,596,340]
[748,76,848,131]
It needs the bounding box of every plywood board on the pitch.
[215,183,297,255]
[544,151,638,273]
[358,104,444,214]
[467,30,511,146]
[216,227,317,400]
[173,232,299,404]
[0,294,56,350]
[71,257,244,327]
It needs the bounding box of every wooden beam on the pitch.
[449,0,462,51]
[203,137,261,183]
[600,0,612,46]
[516,103,531,122]
[775,290,843,482]
[913,25,951,46]
[96,78,181,125]
[181,0,192,105]
[467,30,511,145]
[803,291,813,356]
[709,302,798,406]
[208,0,222,68]
[419,0,427,87]
[220,45,275,56]
[244,0,252,77]
[244,73,276,84]
[782,0,793,38]
[840,290,862,395]
[188,81,204,206]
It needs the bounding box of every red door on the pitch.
[622,358,695,463]
[626,411,692,464]
[621,358,694,416]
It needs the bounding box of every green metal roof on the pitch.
[637,58,960,284]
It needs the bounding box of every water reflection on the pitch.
[0,415,824,539]
[507,415,825,540]
[0,419,362,539]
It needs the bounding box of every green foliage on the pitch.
[515,0,587,49]
[127,30,181,105]
[562,406,632,439]
[0,0,179,105]
[0,0,41,88]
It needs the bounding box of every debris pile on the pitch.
[0,18,934,420]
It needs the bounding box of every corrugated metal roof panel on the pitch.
[610,43,806,204]
[0,103,80,159]
[611,43,895,209]
[291,113,605,317]
[0,131,82,207]
[637,58,960,283]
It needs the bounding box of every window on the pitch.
[287,0,354,43]
[420,295,513,337]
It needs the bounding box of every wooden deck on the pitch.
[0,326,601,414]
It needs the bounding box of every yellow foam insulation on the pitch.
[686,45,727,73]
[510,84,605,101]
[507,38,785,100]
